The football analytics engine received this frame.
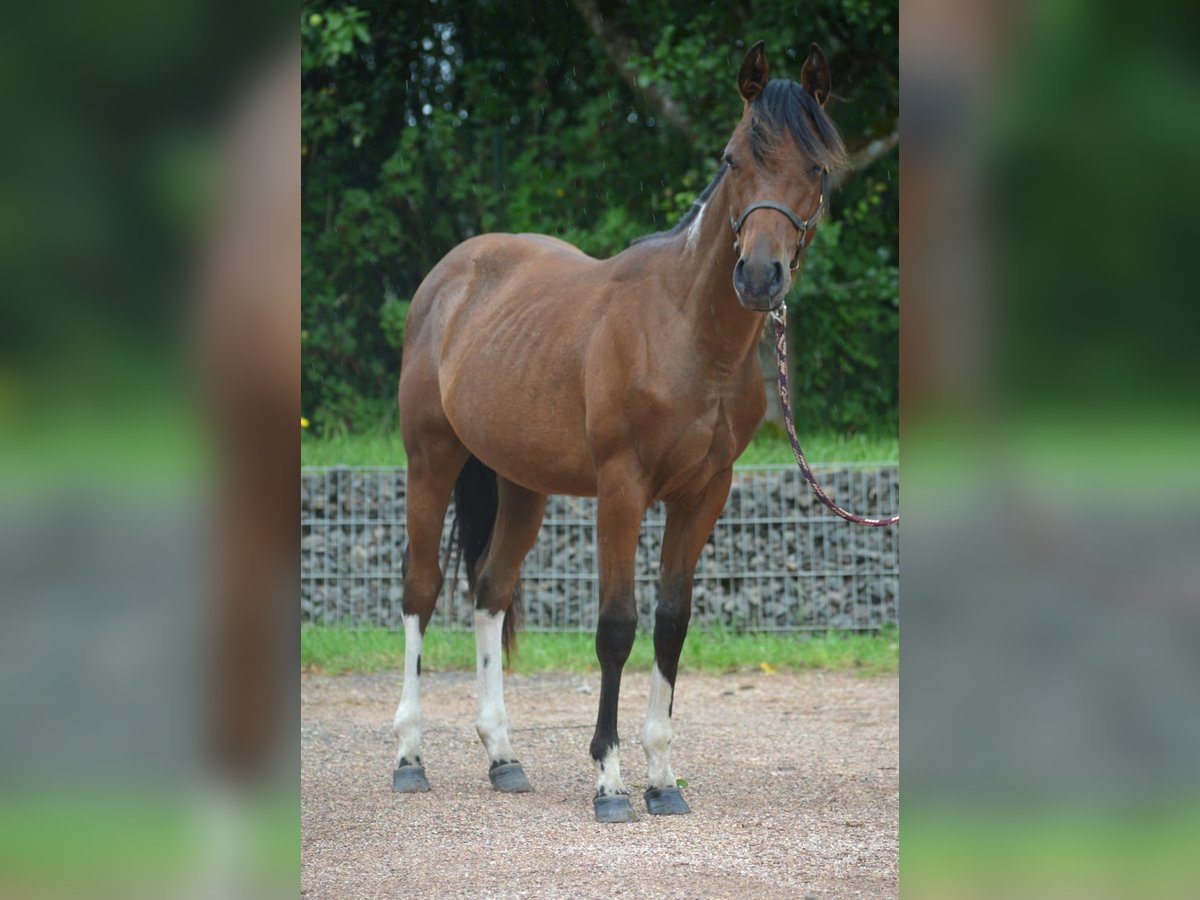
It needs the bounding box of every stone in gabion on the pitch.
[300,466,899,631]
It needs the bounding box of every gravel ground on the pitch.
[302,668,897,899]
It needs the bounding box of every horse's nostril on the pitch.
[770,261,785,294]
[733,257,747,294]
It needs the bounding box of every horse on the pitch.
[391,41,847,823]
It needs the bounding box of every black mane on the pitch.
[630,77,846,247]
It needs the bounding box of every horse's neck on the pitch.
[665,177,765,371]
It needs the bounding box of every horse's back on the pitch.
[411,232,593,313]
[436,231,593,273]
[511,232,595,260]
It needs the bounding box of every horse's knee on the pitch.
[596,600,637,666]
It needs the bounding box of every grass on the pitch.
[0,399,207,491]
[301,624,898,677]
[902,803,1200,896]
[302,430,410,467]
[0,788,295,894]
[301,427,898,468]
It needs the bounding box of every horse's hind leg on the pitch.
[391,428,468,792]
[472,477,546,792]
[643,468,733,815]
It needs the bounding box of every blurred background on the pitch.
[0,1,295,897]
[2,0,1199,895]
[902,0,1200,895]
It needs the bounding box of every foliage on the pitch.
[302,1,898,434]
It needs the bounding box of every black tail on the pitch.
[453,455,521,657]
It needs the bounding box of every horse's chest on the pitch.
[698,390,759,460]
[639,375,762,490]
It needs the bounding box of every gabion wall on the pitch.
[301,464,898,632]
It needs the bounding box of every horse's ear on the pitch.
[800,42,831,106]
[738,40,769,104]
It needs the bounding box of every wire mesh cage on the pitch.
[301,464,898,632]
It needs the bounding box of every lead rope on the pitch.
[770,305,900,526]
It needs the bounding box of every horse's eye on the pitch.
[809,163,822,176]
[723,154,736,170]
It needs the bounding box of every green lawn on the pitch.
[301,427,898,468]
[902,804,1200,896]
[0,788,294,895]
[301,625,898,677]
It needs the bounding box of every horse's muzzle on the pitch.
[733,256,788,311]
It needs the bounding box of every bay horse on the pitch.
[392,41,847,822]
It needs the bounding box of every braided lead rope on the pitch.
[770,305,900,527]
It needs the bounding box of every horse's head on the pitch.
[723,41,846,312]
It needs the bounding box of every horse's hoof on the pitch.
[488,762,533,793]
[644,786,691,815]
[593,793,639,823]
[392,765,431,793]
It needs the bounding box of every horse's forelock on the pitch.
[749,79,848,173]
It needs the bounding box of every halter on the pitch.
[729,169,829,271]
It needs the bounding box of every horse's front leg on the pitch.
[589,468,650,823]
[643,468,733,815]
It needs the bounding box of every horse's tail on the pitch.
[453,455,521,657]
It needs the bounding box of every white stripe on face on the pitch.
[392,613,423,766]
[642,662,676,789]
[475,609,516,764]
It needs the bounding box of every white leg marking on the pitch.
[685,202,707,254]
[642,663,677,789]
[595,745,627,796]
[392,614,423,767]
[475,609,516,763]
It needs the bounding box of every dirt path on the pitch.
[302,668,897,899]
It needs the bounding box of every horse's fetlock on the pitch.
[590,735,618,762]
[475,711,507,736]
[642,720,672,752]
